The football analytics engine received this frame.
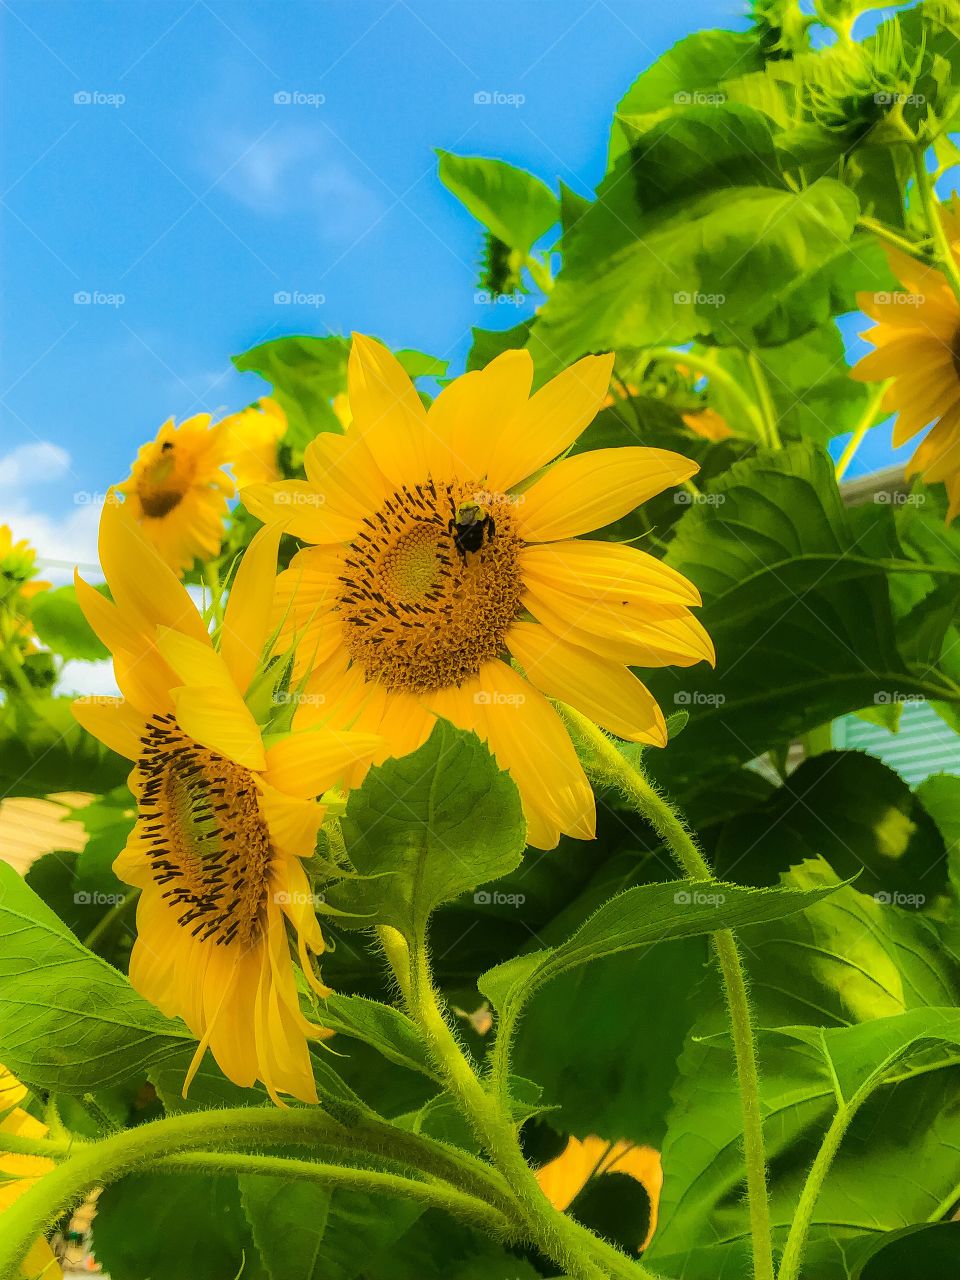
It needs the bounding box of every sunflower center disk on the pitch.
[135,715,273,946]
[337,479,524,693]
[137,444,192,518]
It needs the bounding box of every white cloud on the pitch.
[0,442,71,489]
[59,659,119,698]
[0,442,101,582]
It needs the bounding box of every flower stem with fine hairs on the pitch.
[562,706,775,1280]
[913,145,960,307]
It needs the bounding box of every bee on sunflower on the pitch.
[116,414,236,575]
[72,498,381,1103]
[242,335,713,850]
[852,199,960,521]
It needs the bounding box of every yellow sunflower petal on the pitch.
[72,695,145,760]
[507,621,667,746]
[474,660,595,849]
[348,334,435,488]
[264,728,383,799]
[242,481,359,544]
[99,496,210,645]
[521,540,701,607]
[487,352,614,491]
[304,429,391,520]
[74,570,143,657]
[516,448,698,542]
[220,522,284,694]
[258,783,325,859]
[426,348,533,483]
[171,684,266,771]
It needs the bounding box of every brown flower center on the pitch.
[137,442,191,518]
[134,715,273,946]
[336,478,524,693]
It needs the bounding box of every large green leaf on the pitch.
[233,334,350,450]
[27,584,109,662]
[528,176,859,375]
[0,862,190,1090]
[478,877,842,1029]
[610,29,767,161]
[644,444,958,790]
[331,721,525,941]
[0,696,128,798]
[713,750,948,901]
[436,152,558,257]
[240,1176,422,1280]
[319,993,438,1082]
[94,1173,267,1280]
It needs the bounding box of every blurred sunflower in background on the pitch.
[244,335,713,850]
[0,525,51,693]
[116,414,235,575]
[852,199,960,520]
[72,500,380,1103]
[0,1066,61,1278]
[221,396,287,488]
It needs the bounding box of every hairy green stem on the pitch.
[153,1151,514,1237]
[746,351,781,450]
[857,215,929,258]
[563,707,775,1280]
[913,146,960,306]
[400,931,650,1280]
[776,1082,872,1280]
[0,1104,515,1279]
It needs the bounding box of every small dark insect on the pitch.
[161,441,174,453]
[449,499,495,559]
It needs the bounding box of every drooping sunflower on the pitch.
[0,1066,61,1278]
[852,201,960,520]
[243,335,713,850]
[221,396,287,488]
[73,499,381,1102]
[116,415,235,574]
[535,1135,662,1253]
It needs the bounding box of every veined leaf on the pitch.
[436,152,558,257]
[0,862,190,1091]
[331,721,525,941]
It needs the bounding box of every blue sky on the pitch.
[1,0,907,574]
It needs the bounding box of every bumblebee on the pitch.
[449,499,495,559]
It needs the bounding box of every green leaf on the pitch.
[643,444,955,791]
[319,993,438,1082]
[528,178,860,376]
[713,750,948,901]
[0,862,190,1090]
[617,103,784,210]
[916,773,960,899]
[465,320,534,372]
[95,1173,267,1280]
[240,1176,422,1280]
[233,334,350,450]
[479,877,843,1024]
[436,152,558,257]
[332,721,525,941]
[855,1222,960,1278]
[610,29,766,162]
[0,696,128,798]
[27,584,109,661]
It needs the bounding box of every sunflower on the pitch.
[221,396,287,489]
[116,415,235,575]
[0,525,51,668]
[242,335,713,850]
[535,1134,662,1253]
[72,499,381,1102]
[852,202,960,520]
[0,1066,61,1278]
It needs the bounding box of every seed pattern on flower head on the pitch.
[339,479,524,693]
[244,335,715,850]
[135,714,274,948]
